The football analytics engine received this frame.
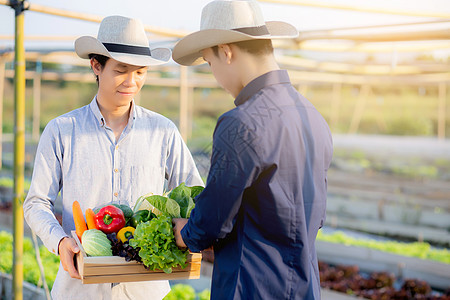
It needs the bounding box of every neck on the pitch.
[236,54,280,97]
[96,95,131,140]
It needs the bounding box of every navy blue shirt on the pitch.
[181,70,333,300]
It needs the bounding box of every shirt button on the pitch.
[114,168,118,173]
[114,192,118,197]
[115,145,119,150]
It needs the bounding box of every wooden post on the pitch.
[438,83,447,140]
[179,66,188,142]
[32,61,42,142]
[0,60,5,169]
[187,86,193,140]
[349,84,371,134]
[330,83,342,131]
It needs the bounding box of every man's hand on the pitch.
[58,237,81,279]
[172,218,188,249]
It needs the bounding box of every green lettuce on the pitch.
[145,195,181,218]
[168,183,203,218]
[134,183,204,219]
[130,215,188,273]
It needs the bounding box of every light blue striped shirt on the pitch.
[23,97,203,299]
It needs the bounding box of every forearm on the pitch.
[23,194,67,255]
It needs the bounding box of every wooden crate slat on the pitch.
[71,231,202,284]
[81,267,201,284]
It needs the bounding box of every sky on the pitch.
[0,0,449,61]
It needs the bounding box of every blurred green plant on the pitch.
[163,284,211,300]
[385,117,433,136]
[317,230,450,264]
[0,177,31,190]
[0,231,60,290]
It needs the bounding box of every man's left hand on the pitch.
[172,218,188,249]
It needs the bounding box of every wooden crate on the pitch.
[71,231,202,284]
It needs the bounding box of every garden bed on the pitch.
[316,240,450,290]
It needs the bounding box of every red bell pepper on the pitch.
[94,205,126,234]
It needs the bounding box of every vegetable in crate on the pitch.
[107,232,142,262]
[130,215,188,273]
[85,208,97,230]
[81,229,113,256]
[94,205,126,234]
[133,183,204,218]
[111,204,133,219]
[129,210,156,228]
[72,200,87,241]
[117,226,135,243]
[94,203,133,223]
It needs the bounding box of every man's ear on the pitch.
[90,58,102,75]
[218,44,233,65]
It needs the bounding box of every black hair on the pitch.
[88,54,110,85]
[211,39,274,57]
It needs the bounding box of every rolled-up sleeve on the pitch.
[23,120,67,255]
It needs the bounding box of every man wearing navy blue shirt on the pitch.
[172,1,333,299]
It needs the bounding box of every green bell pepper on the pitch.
[129,210,156,228]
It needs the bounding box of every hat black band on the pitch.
[232,25,270,36]
[103,43,152,56]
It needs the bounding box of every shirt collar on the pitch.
[89,96,136,128]
[89,96,105,126]
[234,70,291,107]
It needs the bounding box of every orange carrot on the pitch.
[72,201,87,241]
[85,208,97,230]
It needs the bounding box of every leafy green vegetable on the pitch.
[189,186,204,199]
[168,183,204,218]
[130,215,188,273]
[168,183,191,203]
[133,183,204,218]
[145,195,181,218]
[139,184,205,218]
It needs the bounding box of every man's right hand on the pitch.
[58,237,81,279]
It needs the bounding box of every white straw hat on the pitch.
[172,0,299,66]
[75,15,171,66]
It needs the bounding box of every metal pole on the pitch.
[0,60,5,169]
[12,0,27,299]
[330,83,342,131]
[348,84,370,134]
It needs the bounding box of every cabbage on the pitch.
[133,183,204,218]
[81,229,112,256]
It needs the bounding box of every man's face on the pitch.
[202,47,239,97]
[93,58,147,109]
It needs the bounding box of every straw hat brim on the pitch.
[172,21,298,66]
[75,36,171,67]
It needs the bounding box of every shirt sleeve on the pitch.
[181,115,262,252]
[23,120,68,255]
[164,123,204,189]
